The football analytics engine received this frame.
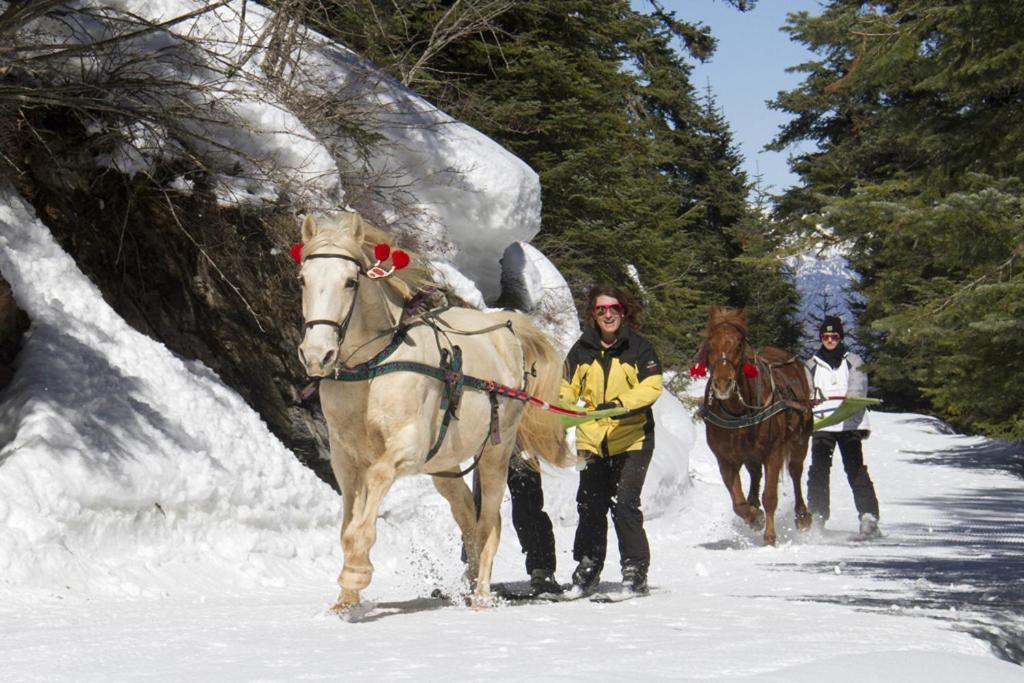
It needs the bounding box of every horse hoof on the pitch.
[470,592,496,610]
[330,586,361,614]
[329,599,357,617]
[763,534,777,546]
[749,509,766,531]
[795,512,813,531]
[330,597,375,622]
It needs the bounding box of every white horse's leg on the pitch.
[335,458,397,610]
[329,451,360,611]
[431,473,480,585]
[471,444,512,607]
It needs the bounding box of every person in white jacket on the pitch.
[805,316,881,538]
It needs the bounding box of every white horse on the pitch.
[296,212,570,612]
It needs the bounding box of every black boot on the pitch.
[621,564,648,595]
[529,569,563,596]
[571,556,601,595]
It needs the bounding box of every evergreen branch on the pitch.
[929,245,1022,316]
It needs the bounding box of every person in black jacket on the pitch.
[560,285,663,595]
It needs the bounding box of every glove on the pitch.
[595,400,621,411]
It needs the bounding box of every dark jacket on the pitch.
[560,327,663,456]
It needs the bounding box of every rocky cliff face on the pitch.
[5,115,335,487]
[0,276,28,392]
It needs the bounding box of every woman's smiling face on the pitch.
[593,294,623,338]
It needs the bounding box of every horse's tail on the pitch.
[510,315,573,468]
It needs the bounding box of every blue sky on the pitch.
[645,1,824,195]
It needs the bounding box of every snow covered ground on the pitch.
[2,186,1023,680]
[1,414,1022,681]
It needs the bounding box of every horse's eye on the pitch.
[344,278,358,289]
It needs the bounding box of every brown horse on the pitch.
[699,306,813,545]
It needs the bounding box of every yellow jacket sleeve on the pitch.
[615,372,663,412]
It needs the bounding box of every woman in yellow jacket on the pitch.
[561,285,663,595]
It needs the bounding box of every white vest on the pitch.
[809,354,870,433]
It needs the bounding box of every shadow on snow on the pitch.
[772,439,1024,666]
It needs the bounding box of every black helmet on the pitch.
[819,315,844,337]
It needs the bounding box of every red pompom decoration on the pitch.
[742,363,759,378]
[689,363,707,378]
[290,243,303,264]
[391,249,410,270]
[374,243,391,262]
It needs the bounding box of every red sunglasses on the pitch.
[593,303,624,316]
[821,332,842,342]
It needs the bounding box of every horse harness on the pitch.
[699,323,809,430]
[301,247,534,478]
[331,315,534,478]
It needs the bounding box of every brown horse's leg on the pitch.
[334,458,397,612]
[745,462,763,511]
[788,438,813,531]
[471,445,511,607]
[717,459,764,529]
[761,453,782,546]
[431,473,480,583]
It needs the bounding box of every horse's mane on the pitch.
[706,305,748,335]
[701,305,798,366]
[305,212,436,301]
[695,306,749,365]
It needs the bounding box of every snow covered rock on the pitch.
[498,241,580,355]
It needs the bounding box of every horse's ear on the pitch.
[301,215,318,243]
[738,308,749,321]
[709,304,722,316]
[351,214,366,245]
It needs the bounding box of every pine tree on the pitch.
[770,0,1024,438]
[306,0,799,369]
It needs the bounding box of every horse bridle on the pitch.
[708,322,751,384]
[300,251,367,345]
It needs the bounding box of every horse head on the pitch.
[296,213,368,377]
[705,305,753,401]
[295,212,418,377]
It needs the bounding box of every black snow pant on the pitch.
[807,430,880,522]
[507,454,556,574]
[470,453,556,574]
[572,445,652,574]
